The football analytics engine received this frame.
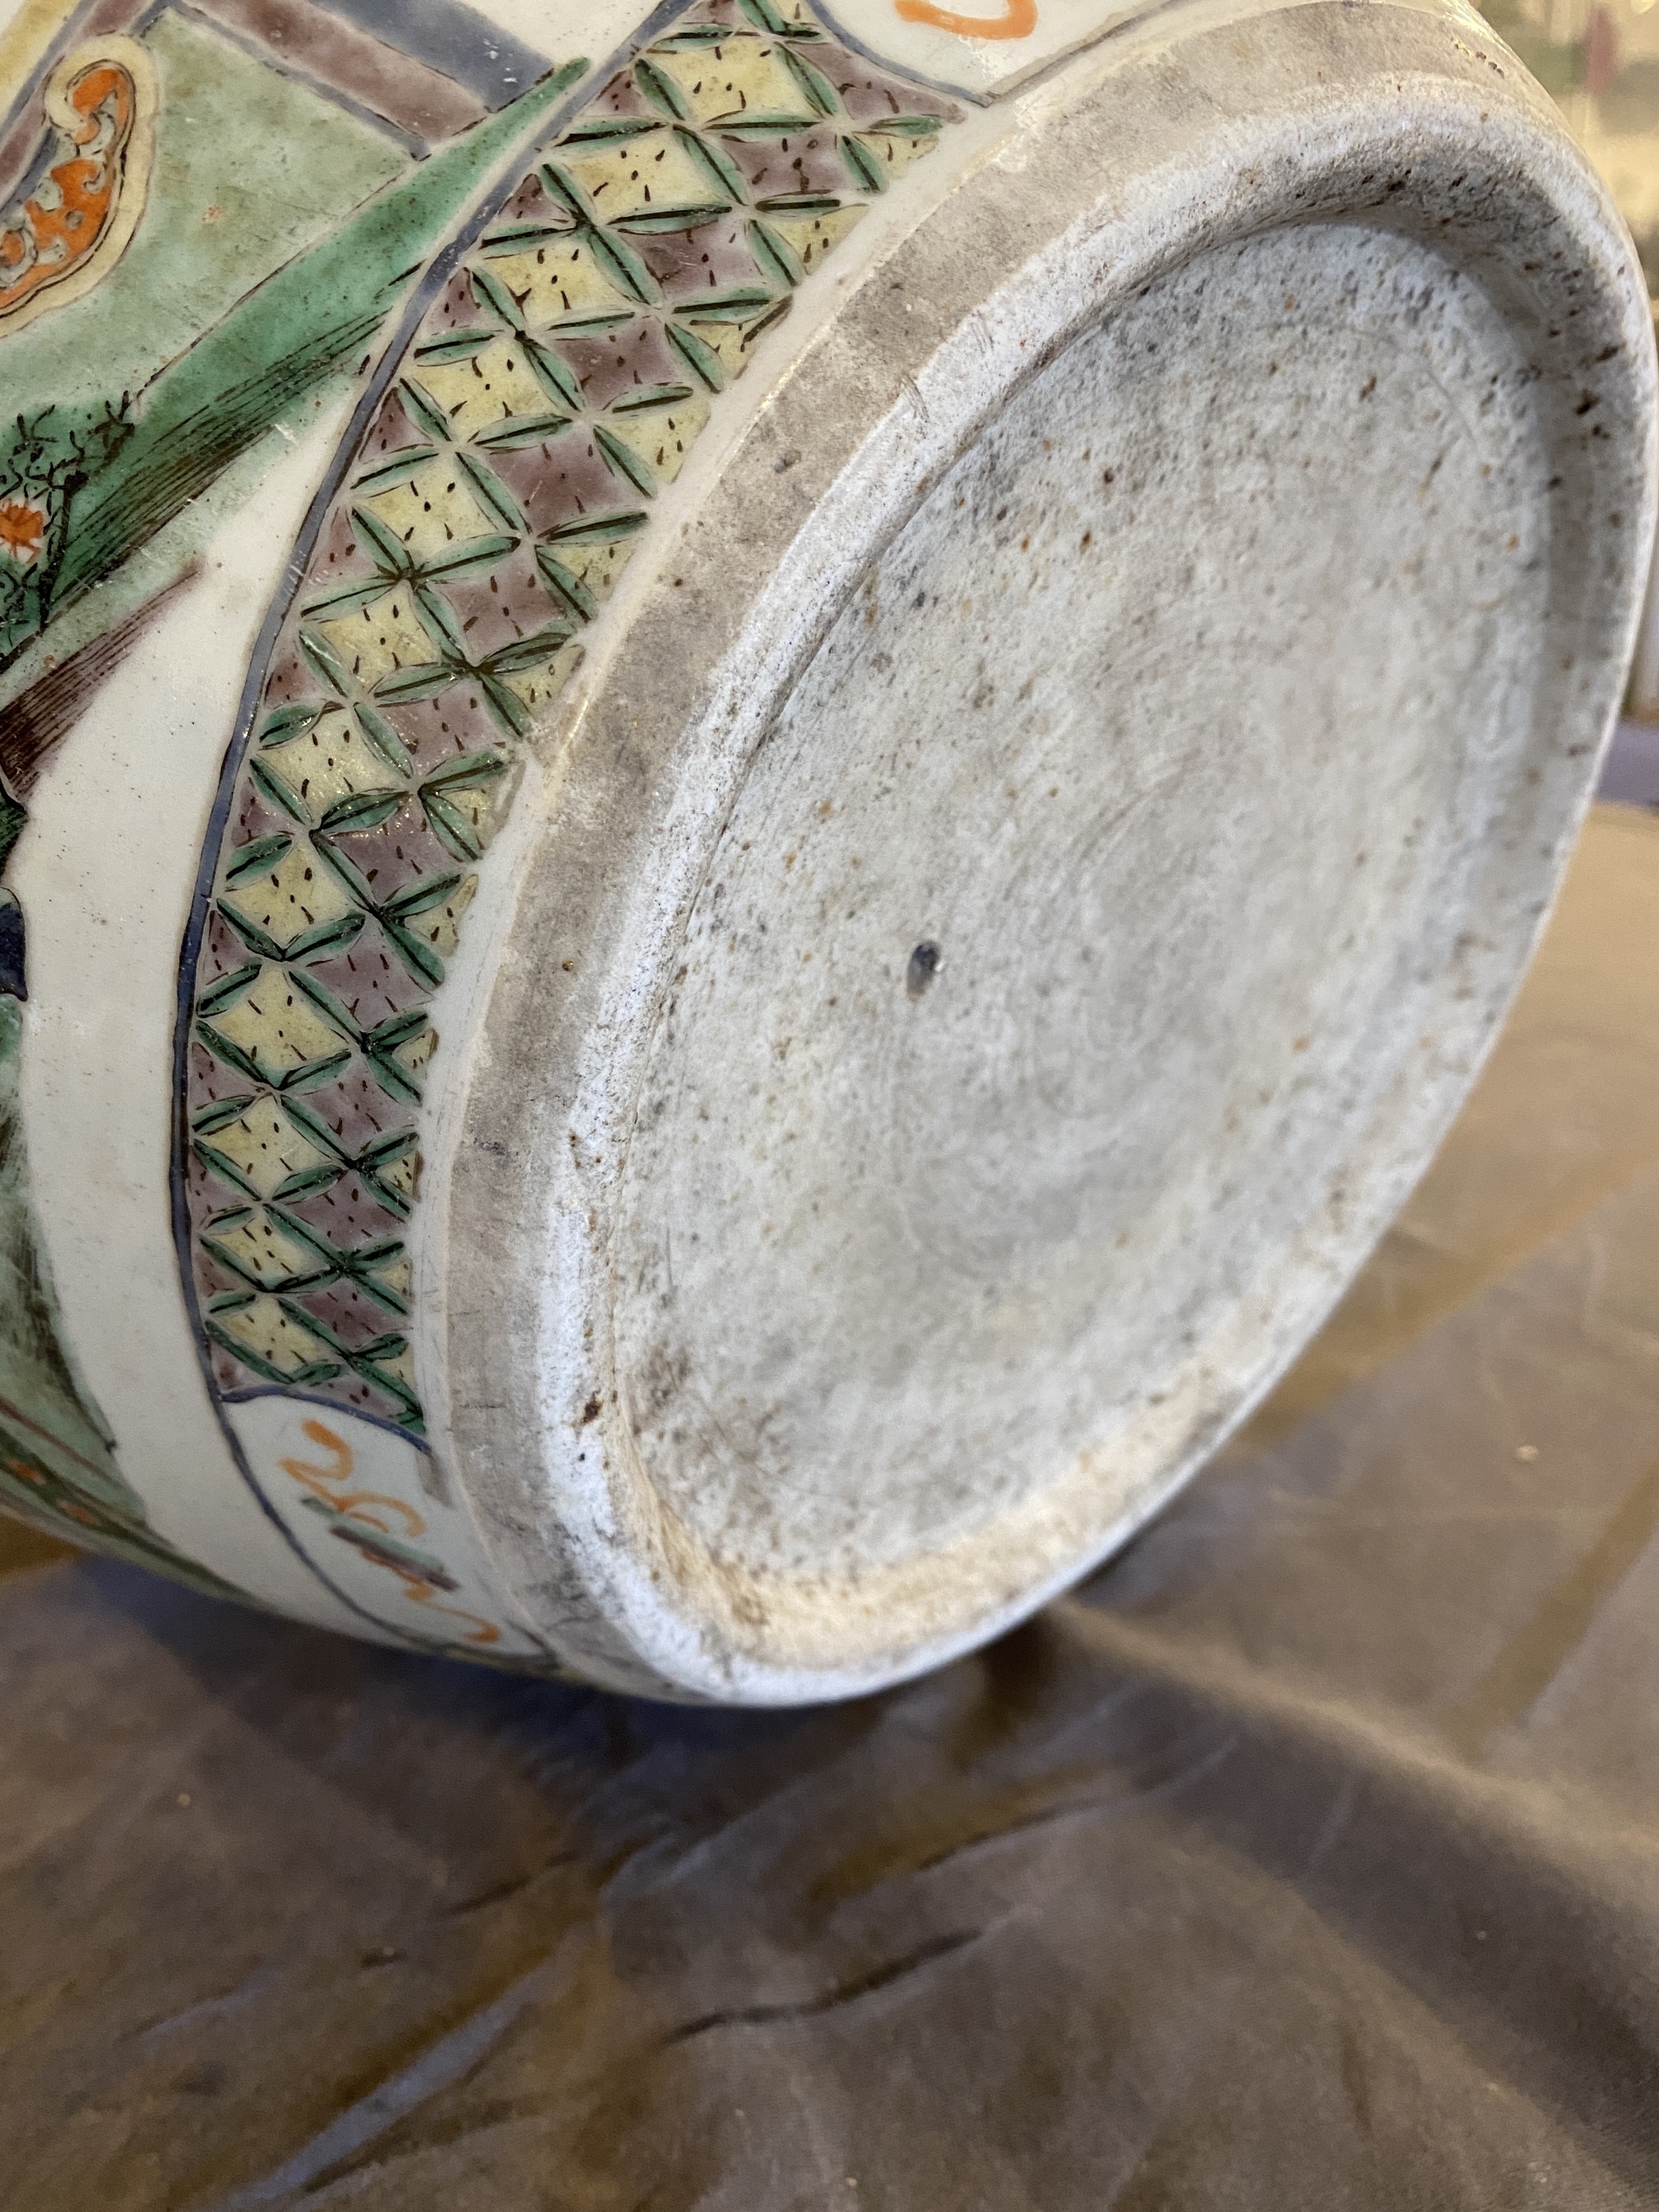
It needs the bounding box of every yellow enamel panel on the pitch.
[212,1295,327,1375]
[318,588,439,694]
[483,239,633,331]
[360,460,496,564]
[853,128,941,187]
[558,536,636,602]
[650,35,809,128]
[209,972,348,1078]
[257,709,404,818]
[566,128,724,226]
[220,843,358,953]
[401,875,477,956]
[768,204,865,274]
[501,637,585,714]
[204,1208,322,1290]
[410,339,557,439]
[602,394,710,487]
[201,1101,333,1203]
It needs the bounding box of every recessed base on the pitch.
[442,1,1655,1700]
[616,217,1545,1593]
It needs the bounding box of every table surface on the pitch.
[5,802,1659,2212]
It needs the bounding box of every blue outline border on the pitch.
[218,1380,436,1444]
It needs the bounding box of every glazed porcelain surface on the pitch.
[0,0,1652,1698]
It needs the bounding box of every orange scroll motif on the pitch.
[0,38,157,335]
[894,0,1037,38]
[279,1417,504,1646]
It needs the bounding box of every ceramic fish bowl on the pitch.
[0,0,1650,1700]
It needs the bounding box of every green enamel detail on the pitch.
[184,0,959,1435]
[1,55,590,675]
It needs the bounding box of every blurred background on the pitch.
[1487,0,1659,281]
[1512,0,1659,757]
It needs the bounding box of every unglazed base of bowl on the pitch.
[1,0,1651,1697]
[439,7,1655,1698]
[608,222,1554,1657]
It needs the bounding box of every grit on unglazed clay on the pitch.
[442,19,1654,1696]
[612,223,1549,1587]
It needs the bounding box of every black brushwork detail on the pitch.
[0,564,198,801]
